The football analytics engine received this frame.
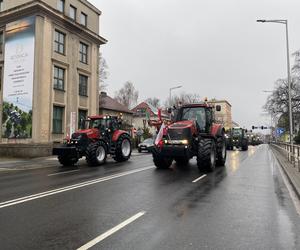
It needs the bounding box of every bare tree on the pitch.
[99,52,109,92]
[114,81,139,109]
[145,97,160,108]
[166,92,202,107]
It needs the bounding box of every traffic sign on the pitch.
[276,127,285,136]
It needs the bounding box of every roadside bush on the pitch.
[295,131,300,144]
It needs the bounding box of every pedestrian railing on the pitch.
[272,142,300,171]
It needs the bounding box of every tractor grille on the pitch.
[167,128,192,141]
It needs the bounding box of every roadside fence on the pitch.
[272,142,300,172]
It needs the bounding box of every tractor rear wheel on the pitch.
[86,141,107,166]
[58,155,78,167]
[175,157,189,166]
[113,134,132,162]
[197,139,216,172]
[216,135,227,166]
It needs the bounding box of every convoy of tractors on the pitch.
[52,101,262,171]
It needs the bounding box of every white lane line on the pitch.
[0,166,154,209]
[192,174,207,183]
[48,169,80,177]
[77,211,146,250]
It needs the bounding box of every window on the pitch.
[78,109,87,128]
[53,106,64,134]
[0,31,3,54]
[0,1,3,11]
[54,30,65,55]
[79,42,88,64]
[57,0,65,13]
[53,66,65,90]
[80,12,87,26]
[79,74,88,96]
[69,5,76,20]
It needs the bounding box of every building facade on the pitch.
[208,99,232,130]
[99,92,133,127]
[0,0,106,152]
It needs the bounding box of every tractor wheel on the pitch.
[242,139,248,151]
[58,155,78,167]
[216,135,227,167]
[175,157,189,166]
[86,141,107,166]
[113,134,132,162]
[197,138,216,172]
[152,148,173,169]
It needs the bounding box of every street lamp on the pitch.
[169,85,182,106]
[257,19,293,145]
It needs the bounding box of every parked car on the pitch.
[138,138,154,152]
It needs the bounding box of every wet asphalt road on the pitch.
[0,145,300,250]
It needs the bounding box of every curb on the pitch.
[270,145,300,200]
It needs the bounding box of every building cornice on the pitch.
[79,0,102,15]
[0,0,107,45]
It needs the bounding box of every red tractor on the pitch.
[53,115,132,167]
[152,103,226,172]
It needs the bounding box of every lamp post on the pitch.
[257,19,293,145]
[169,85,182,106]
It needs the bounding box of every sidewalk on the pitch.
[271,144,300,199]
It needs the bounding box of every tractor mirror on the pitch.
[216,105,221,112]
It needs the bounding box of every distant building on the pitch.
[0,0,106,157]
[208,99,232,130]
[99,92,133,126]
[131,102,167,133]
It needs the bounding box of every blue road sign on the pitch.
[276,128,285,136]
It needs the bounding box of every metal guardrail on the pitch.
[273,142,300,171]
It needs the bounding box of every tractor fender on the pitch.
[112,130,129,142]
[211,124,224,137]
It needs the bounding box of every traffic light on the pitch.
[261,126,264,130]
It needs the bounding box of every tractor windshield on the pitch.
[179,107,206,131]
[83,118,111,132]
[232,129,242,136]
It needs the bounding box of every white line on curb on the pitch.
[77,211,146,250]
[0,166,155,209]
[48,169,80,176]
[192,174,207,183]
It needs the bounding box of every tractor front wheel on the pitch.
[86,141,107,166]
[58,155,78,167]
[197,139,216,172]
[113,134,132,162]
[152,148,173,169]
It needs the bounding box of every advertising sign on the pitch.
[2,16,35,138]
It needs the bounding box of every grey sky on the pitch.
[90,0,300,129]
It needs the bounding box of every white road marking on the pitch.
[77,211,146,250]
[192,174,207,183]
[0,166,155,209]
[48,169,80,176]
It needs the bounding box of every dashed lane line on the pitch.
[192,174,207,183]
[77,211,146,250]
[48,169,80,176]
[0,166,155,209]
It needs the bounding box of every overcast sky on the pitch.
[90,0,300,129]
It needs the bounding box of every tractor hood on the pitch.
[72,128,100,139]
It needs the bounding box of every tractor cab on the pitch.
[82,115,121,134]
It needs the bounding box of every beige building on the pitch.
[208,100,232,130]
[0,0,106,156]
